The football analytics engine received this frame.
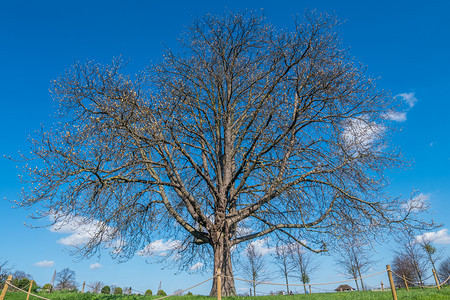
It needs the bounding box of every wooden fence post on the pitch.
[0,275,13,300]
[217,270,221,300]
[26,280,34,300]
[432,269,441,290]
[309,285,311,294]
[403,274,409,291]
[381,281,384,291]
[386,265,398,300]
[82,281,85,294]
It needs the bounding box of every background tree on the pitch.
[101,286,110,294]
[392,253,418,287]
[395,230,428,287]
[55,268,77,290]
[240,243,269,296]
[335,239,373,291]
[12,270,32,280]
[42,284,53,292]
[145,289,152,295]
[114,287,123,295]
[291,244,318,293]
[416,236,443,283]
[0,259,12,284]
[273,244,294,294]
[438,257,450,284]
[89,281,104,294]
[11,271,34,291]
[19,11,435,296]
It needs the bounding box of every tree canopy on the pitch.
[20,11,434,296]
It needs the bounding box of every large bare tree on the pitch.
[19,11,434,296]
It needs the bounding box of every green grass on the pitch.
[3,286,450,300]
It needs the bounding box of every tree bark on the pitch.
[209,234,236,297]
[358,268,365,291]
[354,278,359,291]
[284,274,289,294]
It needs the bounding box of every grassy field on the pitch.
[3,287,450,300]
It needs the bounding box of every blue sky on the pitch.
[1,0,449,295]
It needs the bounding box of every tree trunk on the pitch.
[357,268,364,291]
[284,273,289,294]
[354,278,359,291]
[209,235,236,297]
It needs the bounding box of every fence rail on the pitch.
[0,267,448,300]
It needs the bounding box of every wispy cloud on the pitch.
[382,111,407,122]
[382,92,417,123]
[395,92,418,108]
[49,213,121,253]
[189,262,204,271]
[34,260,55,268]
[137,239,181,257]
[416,229,450,245]
[89,263,102,270]
[342,117,385,154]
[244,239,276,256]
[401,193,430,212]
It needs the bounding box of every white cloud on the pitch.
[245,239,276,256]
[342,117,385,153]
[401,193,430,212]
[189,262,204,271]
[34,260,55,268]
[395,92,418,108]
[137,239,181,257]
[57,232,92,246]
[236,226,253,238]
[89,263,102,270]
[49,213,116,247]
[382,111,407,122]
[416,229,450,245]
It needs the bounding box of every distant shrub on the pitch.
[101,286,111,294]
[145,289,152,295]
[114,287,123,295]
[30,282,39,293]
[42,283,52,292]
[157,290,166,296]
[186,292,193,296]
[18,278,30,289]
[11,279,19,289]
